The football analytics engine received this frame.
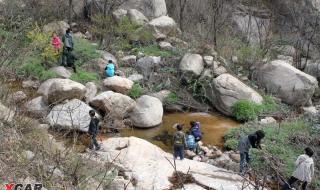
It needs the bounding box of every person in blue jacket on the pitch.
[189,121,202,142]
[105,60,116,77]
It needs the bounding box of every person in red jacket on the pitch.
[51,32,62,54]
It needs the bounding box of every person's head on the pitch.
[190,121,196,127]
[176,124,183,131]
[255,130,265,140]
[89,110,95,117]
[305,147,314,157]
[186,131,190,135]
[66,28,72,34]
[52,32,57,37]
[108,60,113,64]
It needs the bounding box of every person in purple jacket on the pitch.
[189,121,202,142]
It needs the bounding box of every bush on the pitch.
[16,56,58,81]
[26,24,59,66]
[223,120,319,187]
[132,45,176,57]
[262,95,278,112]
[165,92,180,104]
[70,69,99,84]
[236,45,265,65]
[128,83,142,99]
[232,100,262,121]
[73,37,100,66]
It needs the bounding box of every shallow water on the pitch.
[120,112,239,152]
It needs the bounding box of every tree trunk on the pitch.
[69,0,73,23]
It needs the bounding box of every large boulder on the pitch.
[24,96,48,118]
[149,16,178,36]
[128,95,163,128]
[85,82,98,103]
[209,74,263,116]
[46,79,86,104]
[103,76,134,93]
[46,99,99,132]
[81,58,106,76]
[112,9,128,21]
[43,21,70,36]
[179,53,204,76]
[37,78,64,99]
[304,61,320,79]
[253,60,318,106]
[97,50,117,64]
[119,0,167,19]
[136,56,161,77]
[89,91,135,119]
[127,9,149,25]
[87,137,253,190]
[49,66,72,79]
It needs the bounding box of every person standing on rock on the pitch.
[62,28,76,72]
[282,147,314,190]
[189,121,202,142]
[88,110,100,151]
[238,130,265,175]
[173,124,186,160]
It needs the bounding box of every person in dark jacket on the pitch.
[238,130,265,175]
[88,110,100,150]
[173,124,186,160]
[62,28,76,72]
[189,121,202,142]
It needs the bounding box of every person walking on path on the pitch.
[88,110,100,151]
[282,147,315,190]
[62,28,76,72]
[173,124,186,160]
[238,130,265,175]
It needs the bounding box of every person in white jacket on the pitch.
[282,147,315,190]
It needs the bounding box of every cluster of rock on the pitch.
[21,77,163,131]
[85,137,253,190]
[184,142,241,173]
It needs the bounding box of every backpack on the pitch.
[186,135,196,149]
[174,131,185,145]
[191,122,202,138]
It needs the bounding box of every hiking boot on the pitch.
[95,146,101,151]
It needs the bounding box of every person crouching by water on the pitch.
[238,130,265,175]
[186,131,199,154]
[189,121,202,142]
[282,147,315,190]
[88,110,100,151]
[173,124,186,160]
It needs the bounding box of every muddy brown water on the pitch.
[119,112,239,152]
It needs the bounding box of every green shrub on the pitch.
[262,95,278,112]
[70,69,99,84]
[17,63,58,81]
[128,83,142,99]
[26,24,59,66]
[223,120,313,179]
[236,45,265,65]
[165,92,179,104]
[132,45,176,57]
[232,100,262,121]
[73,37,100,66]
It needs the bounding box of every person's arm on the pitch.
[295,155,303,166]
[311,161,314,178]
